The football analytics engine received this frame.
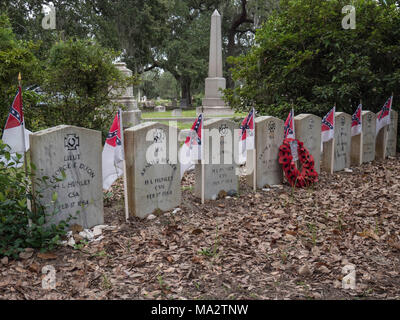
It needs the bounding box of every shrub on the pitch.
[0,140,72,258]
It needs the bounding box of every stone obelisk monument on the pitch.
[197,10,233,116]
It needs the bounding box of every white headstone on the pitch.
[195,119,238,200]
[294,114,322,174]
[247,116,284,188]
[386,109,398,157]
[333,112,351,171]
[29,125,104,228]
[362,111,376,163]
[124,122,181,218]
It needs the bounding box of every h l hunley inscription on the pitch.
[30,125,104,229]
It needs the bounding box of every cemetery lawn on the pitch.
[1,158,400,299]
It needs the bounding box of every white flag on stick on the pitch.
[102,110,124,190]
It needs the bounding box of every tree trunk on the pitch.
[180,77,192,108]
[226,0,254,89]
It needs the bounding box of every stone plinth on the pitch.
[199,10,233,116]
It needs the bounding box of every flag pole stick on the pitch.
[18,73,28,174]
[119,109,130,222]
[201,117,205,205]
[18,73,33,220]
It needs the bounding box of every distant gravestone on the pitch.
[362,111,376,163]
[155,105,166,113]
[386,110,398,157]
[333,112,351,172]
[124,122,181,218]
[294,114,321,174]
[246,116,284,188]
[29,125,104,228]
[195,119,238,200]
[172,109,183,117]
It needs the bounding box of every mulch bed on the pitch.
[1,157,400,300]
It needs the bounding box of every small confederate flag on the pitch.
[376,96,392,134]
[284,108,295,139]
[321,106,335,152]
[179,113,203,179]
[1,86,31,154]
[102,110,124,190]
[321,106,335,143]
[238,108,255,164]
[351,103,362,137]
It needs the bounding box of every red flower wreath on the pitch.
[278,138,318,188]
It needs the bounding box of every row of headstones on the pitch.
[28,111,398,228]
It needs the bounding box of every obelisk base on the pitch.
[122,110,142,128]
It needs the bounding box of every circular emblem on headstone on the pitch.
[367,114,372,123]
[268,121,276,134]
[219,124,229,136]
[64,134,80,151]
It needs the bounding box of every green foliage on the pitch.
[225,0,400,120]
[37,38,138,139]
[0,140,71,258]
[0,13,40,129]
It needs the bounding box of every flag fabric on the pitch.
[238,108,255,164]
[376,96,392,134]
[102,110,124,190]
[321,106,335,143]
[1,86,30,153]
[351,103,362,137]
[321,106,335,152]
[179,114,203,179]
[1,86,31,168]
[284,108,295,139]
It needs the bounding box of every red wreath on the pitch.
[278,138,318,188]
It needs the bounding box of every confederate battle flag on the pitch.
[376,96,392,135]
[102,109,124,190]
[321,106,335,143]
[284,108,295,139]
[321,106,335,151]
[351,103,362,136]
[179,113,203,179]
[238,108,255,164]
[1,86,30,154]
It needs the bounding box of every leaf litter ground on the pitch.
[1,157,400,300]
